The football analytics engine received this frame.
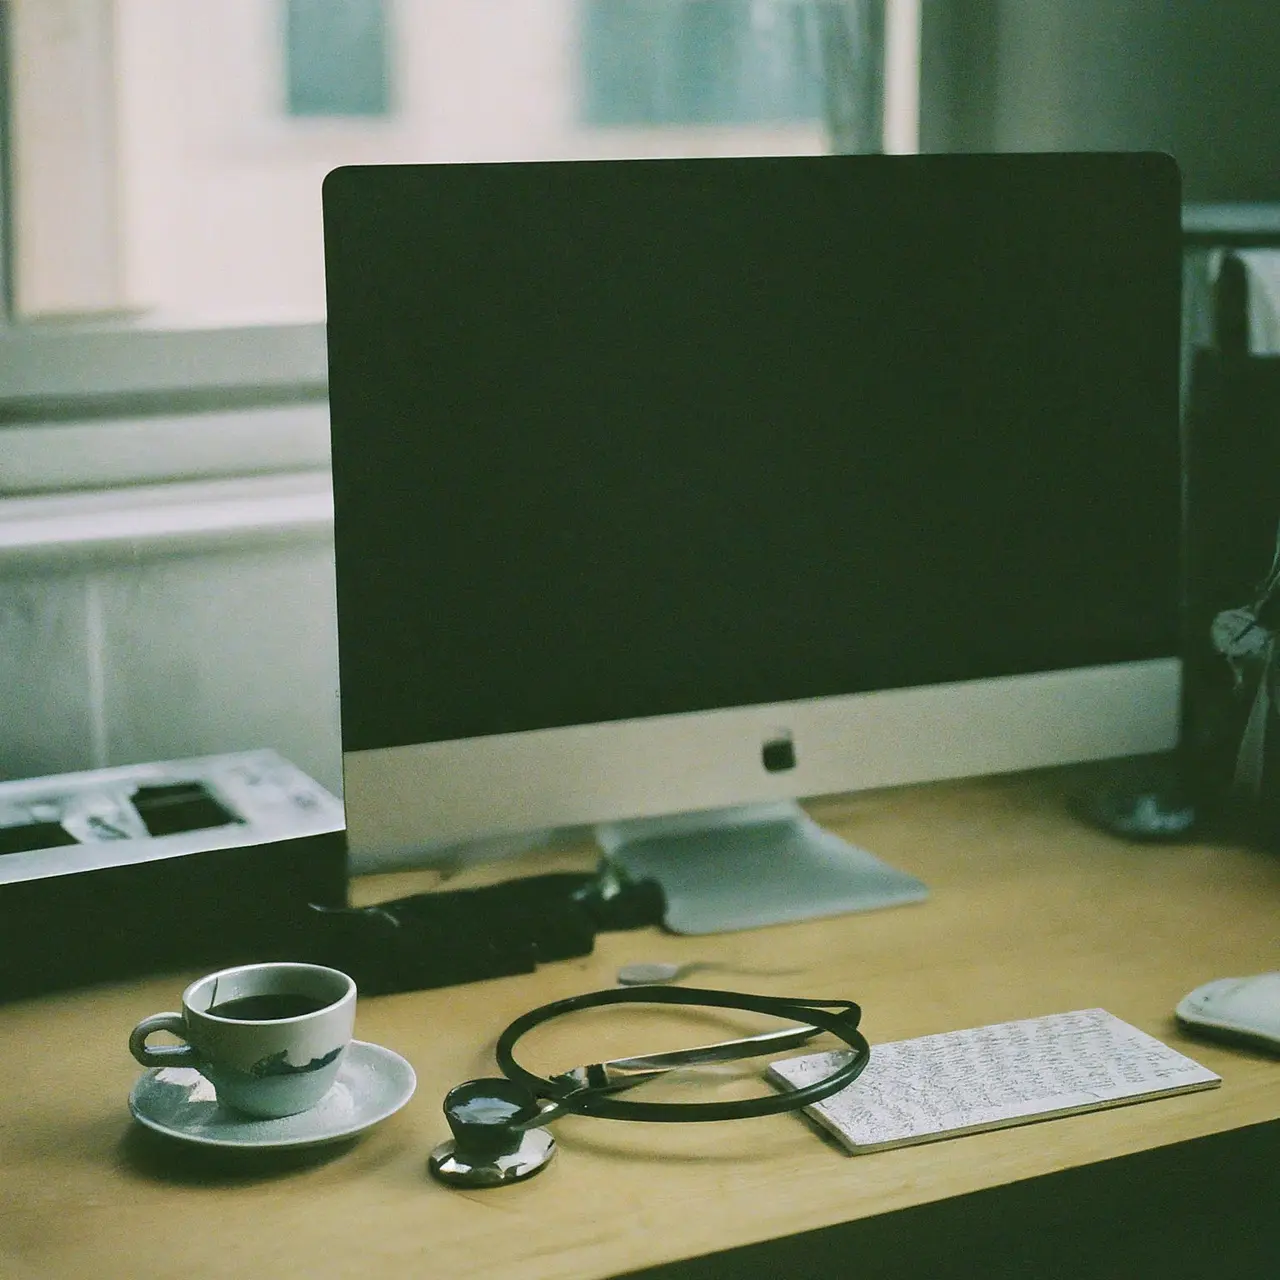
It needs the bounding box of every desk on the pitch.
[3,766,1278,1280]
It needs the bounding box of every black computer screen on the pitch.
[323,153,1181,753]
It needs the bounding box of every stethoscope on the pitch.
[428,985,871,1188]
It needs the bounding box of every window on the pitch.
[285,0,392,118]
[0,0,917,414]
[582,0,832,127]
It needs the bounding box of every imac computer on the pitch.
[322,152,1182,933]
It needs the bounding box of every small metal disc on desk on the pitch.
[428,1128,556,1188]
[617,961,683,985]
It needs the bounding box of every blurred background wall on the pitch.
[1,0,1276,802]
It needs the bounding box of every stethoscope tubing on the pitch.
[494,984,871,1123]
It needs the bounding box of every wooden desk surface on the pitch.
[3,768,1278,1280]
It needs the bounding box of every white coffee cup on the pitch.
[128,961,356,1119]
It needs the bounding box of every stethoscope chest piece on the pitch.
[429,1126,556,1188]
[429,987,871,1189]
[428,1077,557,1188]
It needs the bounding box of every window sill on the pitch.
[0,323,328,406]
[0,471,334,568]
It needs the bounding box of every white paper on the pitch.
[768,1008,1221,1153]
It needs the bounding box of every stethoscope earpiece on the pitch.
[428,1077,557,1188]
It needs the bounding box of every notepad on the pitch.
[767,1008,1221,1154]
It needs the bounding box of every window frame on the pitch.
[0,2,326,413]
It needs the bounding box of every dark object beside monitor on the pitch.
[0,752,347,1003]
[0,830,347,1003]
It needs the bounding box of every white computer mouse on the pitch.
[1175,972,1280,1054]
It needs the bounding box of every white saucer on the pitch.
[128,1039,416,1150]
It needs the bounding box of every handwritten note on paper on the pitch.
[767,1009,1221,1153]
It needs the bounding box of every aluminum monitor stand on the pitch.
[597,801,928,935]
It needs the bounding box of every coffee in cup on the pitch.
[128,961,356,1119]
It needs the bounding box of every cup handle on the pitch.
[129,1012,200,1067]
